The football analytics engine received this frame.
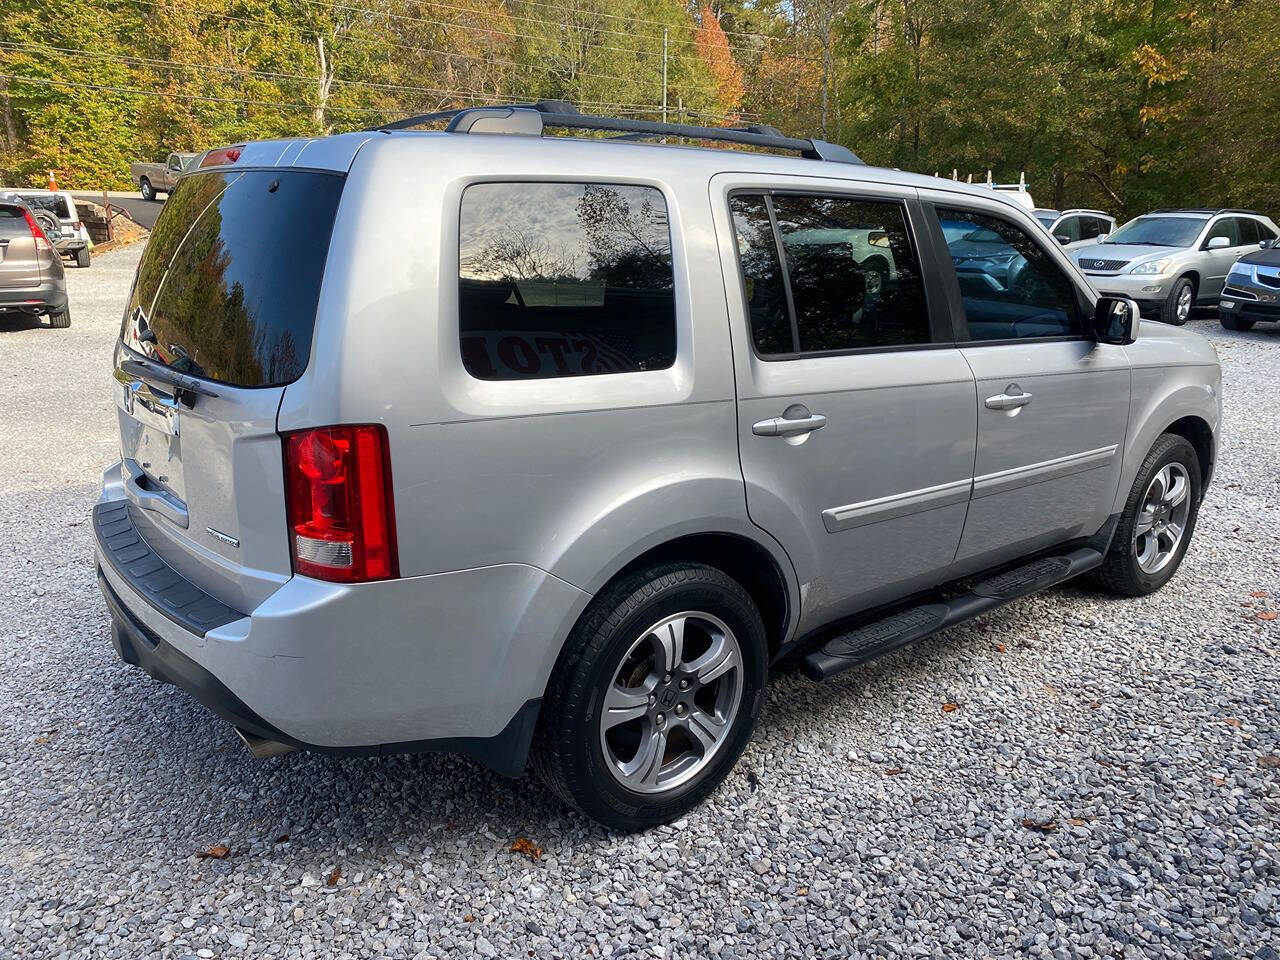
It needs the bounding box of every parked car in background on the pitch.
[97,105,1220,829]
[1219,239,1280,330]
[0,189,92,267]
[1044,209,1116,250]
[1072,209,1279,324]
[982,172,1036,210]
[0,197,70,327]
[1033,208,1061,229]
[129,152,198,201]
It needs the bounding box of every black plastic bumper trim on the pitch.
[93,501,243,637]
[99,569,540,777]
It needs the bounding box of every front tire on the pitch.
[532,563,767,830]
[1089,434,1201,596]
[1219,310,1255,331]
[1161,277,1194,326]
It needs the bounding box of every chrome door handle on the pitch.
[984,391,1034,411]
[752,414,827,437]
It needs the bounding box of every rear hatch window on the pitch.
[122,169,343,387]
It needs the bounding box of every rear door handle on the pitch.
[122,458,190,529]
[984,391,1034,411]
[752,414,827,437]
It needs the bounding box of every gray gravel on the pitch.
[2,245,1278,959]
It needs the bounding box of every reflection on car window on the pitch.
[458,182,676,380]
[728,195,792,354]
[938,208,1080,342]
[730,193,931,355]
[1105,216,1206,247]
[124,171,343,387]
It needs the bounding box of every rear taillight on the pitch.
[21,209,52,252]
[283,425,398,583]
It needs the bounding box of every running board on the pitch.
[801,547,1103,681]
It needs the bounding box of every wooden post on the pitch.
[102,190,114,242]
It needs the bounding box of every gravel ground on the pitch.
[1,244,1278,959]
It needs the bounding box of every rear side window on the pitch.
[730,193,931,355]
[123,170,343,387]
[1237,218,1260,245]
[458,181,676,380]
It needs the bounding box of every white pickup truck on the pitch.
[129,152,198,201]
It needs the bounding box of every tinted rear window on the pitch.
[0,206,26,237]
[122,170,343,387]
[458,181,677,380]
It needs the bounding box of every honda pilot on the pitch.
[96,103,1222,829]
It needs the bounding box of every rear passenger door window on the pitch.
[1237,218,1260,246]
[729,193,931,355]
[458,181,676,380]
[937,207,1081,341]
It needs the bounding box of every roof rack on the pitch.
[372,100,863,165]
[1149,207,1261,216]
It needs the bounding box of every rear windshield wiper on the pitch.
[119,356,220,407]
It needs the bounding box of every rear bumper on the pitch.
[0,277,67,314]
[94,482,589,775]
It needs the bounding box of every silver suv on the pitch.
[95,104,1222,829]
[1072,208,1279,325]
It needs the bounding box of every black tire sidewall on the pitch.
[140,179,154,201]
[1219,312,1254,331]
[554,567,766,829]
[1110,436,1201,594]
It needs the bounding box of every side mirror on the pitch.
[1093,296,1140,345]
[1055,234,1070,245]
[1096,233,1110,243]
[1207,236,1230,250]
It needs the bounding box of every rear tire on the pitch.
[140,178,155,201]
[1160,277,1194,326]
[48,306,71,329]
[532,562,767,830]
[76,247,90,268]
[1219,311,1255,331]
[1089,434,1200,597]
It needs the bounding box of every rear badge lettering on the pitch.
[206,527,240,548]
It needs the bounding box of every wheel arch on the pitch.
[604,532,795,660]
[1163,414,1215,492]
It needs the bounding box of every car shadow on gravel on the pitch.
[0,314,53,332]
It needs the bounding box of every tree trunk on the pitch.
[0,78,16,152]
[314,34,334,134]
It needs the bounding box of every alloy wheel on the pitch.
[598,612,744,794]
[1176,285,1193,322]
[1134,461,1192,574]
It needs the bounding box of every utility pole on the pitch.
[661,28,668,123]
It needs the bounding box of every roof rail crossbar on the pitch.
[373,101,863,164]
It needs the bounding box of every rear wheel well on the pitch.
[1163,416,1214,489]
[607,534,791,657]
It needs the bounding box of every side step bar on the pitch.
[801,547,1103,681]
